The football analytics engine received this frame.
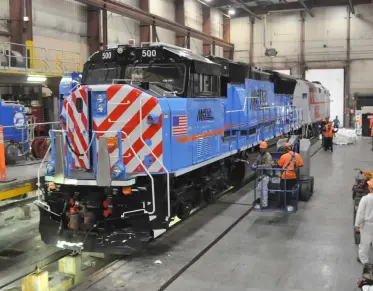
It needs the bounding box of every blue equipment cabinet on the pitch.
[0,100,27,143]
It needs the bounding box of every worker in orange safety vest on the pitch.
[322,121,338,152]
[277,143,304,210]
[320,118,327,146]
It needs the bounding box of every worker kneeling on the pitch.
[252,142,273,209]
[277,143,304,211]
[355,179,373,265]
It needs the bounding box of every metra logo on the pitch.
[197,108,214,121]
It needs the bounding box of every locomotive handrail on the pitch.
[139,97,171,219]
[226,96,256,113]
[92,130,157,216]
[34,129,62,217]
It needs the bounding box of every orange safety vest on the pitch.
[371,126,373,137]
[277,151,304,180]
[324,125,334,138]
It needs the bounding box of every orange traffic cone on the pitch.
[0,126,16,183]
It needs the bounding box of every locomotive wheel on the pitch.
[204,188,216,203]
[177,201,193,220]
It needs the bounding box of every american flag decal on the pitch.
[172,115,188,136]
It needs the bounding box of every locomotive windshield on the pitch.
[83,65,121,85]
[124,63,186,95]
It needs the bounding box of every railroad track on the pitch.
[0,138,322,291]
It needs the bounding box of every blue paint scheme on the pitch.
[51,78,299,180]
[0,100,28,148]
[157,78,297,175]
[59,72,82,114]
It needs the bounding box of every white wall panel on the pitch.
[350,60,373,95]
[350,4,373,60]
[184,0,203,54]
[0,0,9,35]
[253,12,300,67]
[32,0,88,66]
[231,17,250,62]
[304,7,347,63]
[149,0,175,45]
[107,0,140,46]
[211,8,223,57]
[33,0,87,42]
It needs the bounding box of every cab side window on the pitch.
[192,73,219,97]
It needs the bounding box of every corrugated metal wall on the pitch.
[107,0,140,46]
[184,0,203,54]
[210,8,223,57]
[150,0,176,45]
[0,0,9,43]
[231,17,250,62]
[32,0,88,66]
[229,3,373,99]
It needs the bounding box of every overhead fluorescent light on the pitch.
[27,75,47,82]
[23,16,29,22]
[228,8,236,15]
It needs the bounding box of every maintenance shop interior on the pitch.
[0,0,373,290]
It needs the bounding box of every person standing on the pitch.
[355,179,373,264]
[322,121,338,152]
[252,141,273,209]
[277,143,303,210]
[333,116,340,128]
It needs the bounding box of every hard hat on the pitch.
[284,143,292,149]
[368,178,373,189]
[259,141,268,149]
[328,120,333,124]
[321,118,326,122]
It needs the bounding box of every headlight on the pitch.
[97,104,104,112]
[96,95,104,103]
[46,162,55,175]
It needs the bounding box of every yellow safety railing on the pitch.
[0,41,83,76]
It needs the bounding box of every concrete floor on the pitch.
[74,138,372,291]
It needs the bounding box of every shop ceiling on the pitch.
[210,0,372,18]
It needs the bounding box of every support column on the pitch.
[87,6,101,55]
[25,0,33,68]
[345,6,352,127]
[24,0,33,42]
[139,0,150,44]
[9,0,23,51]
[202,5,211,56]
[102,8,108,48]
[249,17,254,64]
[175,0,185,47]
[300,11,306,79]
[223,16,233,60]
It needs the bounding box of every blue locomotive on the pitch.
[38,44,327,254]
